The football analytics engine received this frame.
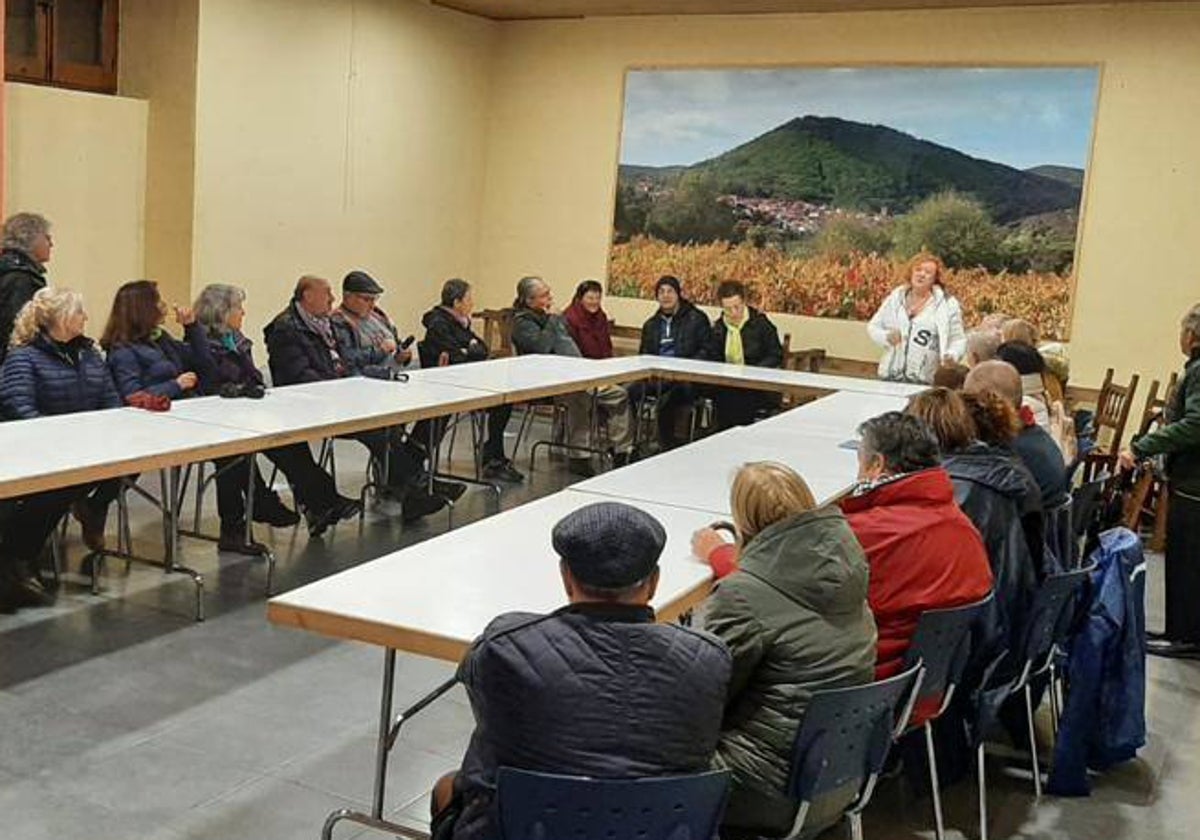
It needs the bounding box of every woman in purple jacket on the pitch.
[193,284,360,539]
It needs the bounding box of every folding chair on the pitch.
[902,596,993,840]
[496,767,730,840]
[783,663,923,840]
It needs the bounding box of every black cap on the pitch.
[343,270,384,295]
[655,275,682,297]
[552,502,666,589]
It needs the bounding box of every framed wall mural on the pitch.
[609,66,1101,338]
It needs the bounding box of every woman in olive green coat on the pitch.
[703,462,878,839]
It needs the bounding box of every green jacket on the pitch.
[1134,350,1200,495]
[705,506,877,834]
[510,307,581,357]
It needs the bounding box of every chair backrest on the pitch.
[1044,496,1074,573]
[496,768,730,840]
[474,308,516,358]
[903,596,992,715]
[787,663,921,804]
[785,346,827,374]
[1071,474,1108,541]
[1135,379,1165,438]
[1015,566,1092,679]
[1094,368,1139,451]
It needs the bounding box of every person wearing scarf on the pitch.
[563,280,614,360]
[704,280,784,430]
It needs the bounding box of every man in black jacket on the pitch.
[965,361,1069,507]
[264,275,447,521]
[705,280,784,429]
[632,275,713,449]
[430,501,732,840]
[0,212,53,361]
[417,278,522,483]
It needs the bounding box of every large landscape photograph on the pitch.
[609,67,1100,339]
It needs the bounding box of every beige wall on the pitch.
[3,83,148,321]
[192,0,497,344]
[477,3,1200,389]
[120,0,200,309]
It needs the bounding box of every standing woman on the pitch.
[0,288,122,609]
[867,253,966,384]
[193,284,361,538]
[101,280,296,555]
[562,279,614,360]
[1122,303,1200,659]
[0,212,53,359]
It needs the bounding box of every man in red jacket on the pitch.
[840,412,993,679]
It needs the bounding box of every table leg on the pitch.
[319,650,457,840]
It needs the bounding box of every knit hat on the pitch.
[343,270,384,295]
[552,502,666,589]
[654,275,682,298]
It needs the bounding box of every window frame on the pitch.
[5,0,120,95]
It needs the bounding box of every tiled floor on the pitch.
[0,432,1194,840]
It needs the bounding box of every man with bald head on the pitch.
[965,360,1068,506]
[265,275,449,522]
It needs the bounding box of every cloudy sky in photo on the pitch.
[619,67,1100,171]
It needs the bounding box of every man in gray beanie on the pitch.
[430,501,732,840]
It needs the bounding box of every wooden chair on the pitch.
[1122,373,1178,550]
[473,308,515,358]
[1082,368,1139,482]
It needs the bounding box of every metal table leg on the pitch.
[320,649,457,840]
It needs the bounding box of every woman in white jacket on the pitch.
[867,253,967,384]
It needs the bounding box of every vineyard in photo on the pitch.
[609,237,1074,339]
[612,68,1099,342]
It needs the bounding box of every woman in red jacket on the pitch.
[841,412,994,678]
[562,279,614,360]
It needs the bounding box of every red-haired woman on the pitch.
[867,253,966,384]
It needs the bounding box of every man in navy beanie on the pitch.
[430,501,732,840]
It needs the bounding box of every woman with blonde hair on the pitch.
[698,462,876,839]
[867,252,967,384]
[0,288,122,610]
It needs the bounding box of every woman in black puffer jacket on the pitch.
[0,287,121,611]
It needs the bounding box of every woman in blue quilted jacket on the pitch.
[0,287,122,611]
[100,280,297,554]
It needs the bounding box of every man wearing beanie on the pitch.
[633,275,714,450]
[430,501,732,840]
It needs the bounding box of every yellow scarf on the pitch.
[724,315,746,365]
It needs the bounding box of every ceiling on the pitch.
[431,0,1175,20]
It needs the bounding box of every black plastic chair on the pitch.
[495,767,730,840]
[902,596,993,840]
[1044,497,1073,575]
[1070,475,1109,566]
[978,565,1092,814]
[784,663,922,840]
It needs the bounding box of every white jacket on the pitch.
[867,285,967,383]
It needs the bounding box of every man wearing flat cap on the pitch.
[430,501,732,840]
[331,270,414,379]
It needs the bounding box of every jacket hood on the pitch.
[0,248,46,277]
[737,506,870,615]
[944,444,1029,500]
[841,467,955,514]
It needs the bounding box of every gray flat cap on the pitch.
[552,502,666,589]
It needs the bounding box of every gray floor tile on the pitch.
[164,775,360,840]
[48,734,263,822]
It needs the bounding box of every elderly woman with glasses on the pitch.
[193,283,361,539]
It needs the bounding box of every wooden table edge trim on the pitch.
[266,577,715,663]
